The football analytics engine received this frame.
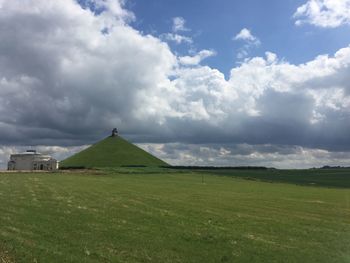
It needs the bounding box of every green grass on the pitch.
[0,169,350,262]
[60,136,168,168]
[196,168,350,188]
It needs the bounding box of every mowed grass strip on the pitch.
[0,170,349,262]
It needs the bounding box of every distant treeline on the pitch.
[161,166,270,170]
[320,166,350,169]
[60,165,270,170]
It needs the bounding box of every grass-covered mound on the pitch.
[60,136,167,168]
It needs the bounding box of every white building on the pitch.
[8,150,59,171]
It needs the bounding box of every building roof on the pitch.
[10,150,51,158]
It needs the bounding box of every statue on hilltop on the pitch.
[111,128,118,137]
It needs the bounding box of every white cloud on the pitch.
[234,28,258,42]
[228,48,350,120]
[172,17,189,32]
[161,17,192,45]
[265,52,277,63]
[294,0,350,28]
[136,47,350,153]
[234,28,261,59]
[161,16,192,45]
[162,33,193,44]
[179,50,216,65]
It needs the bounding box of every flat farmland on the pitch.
[0,168,349,262]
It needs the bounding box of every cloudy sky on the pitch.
[0,0,350,169]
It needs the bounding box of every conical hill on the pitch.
[60,136,168,168]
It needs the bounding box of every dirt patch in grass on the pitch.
[0,247,15,263]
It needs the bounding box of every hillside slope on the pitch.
[60,136,168,168]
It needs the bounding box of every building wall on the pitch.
[33,160,59,171]
[9,155,34,170]
[8,153,59,171]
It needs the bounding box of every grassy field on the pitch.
[194,168,350,188]
[0,168,350,262]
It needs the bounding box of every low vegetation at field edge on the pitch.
[196,168,350,188]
